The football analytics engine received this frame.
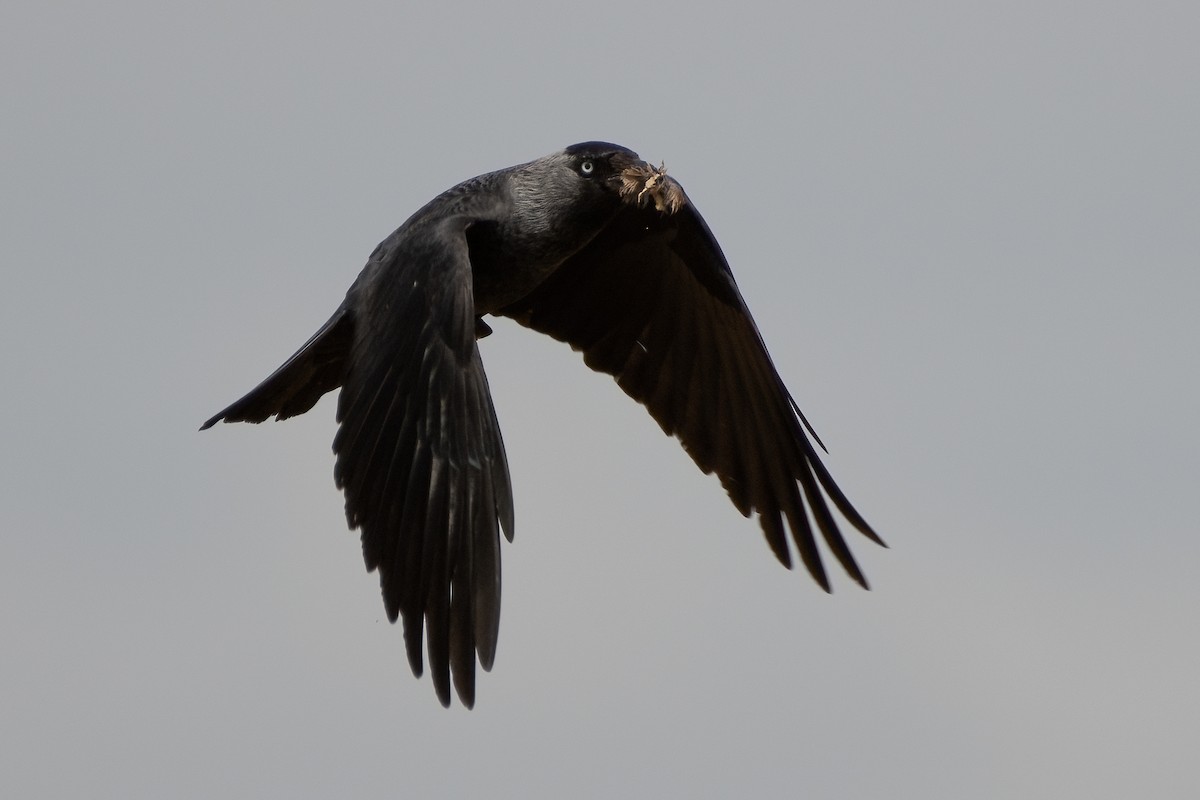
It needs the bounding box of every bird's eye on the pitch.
[580,160,595,175]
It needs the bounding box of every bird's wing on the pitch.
[199,307,353,429]
[499,200,883,591]
[333,213,514,708]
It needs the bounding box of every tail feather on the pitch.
[200,308,354,430]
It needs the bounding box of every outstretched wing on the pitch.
[333,213,514,708]
[199,308,353,430]
[500,199,883,591]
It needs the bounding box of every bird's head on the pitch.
[504,143,689,257]
[560,141,688,215]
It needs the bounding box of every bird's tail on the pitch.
[200,308,354,430]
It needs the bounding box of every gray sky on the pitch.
[3,1,1198,797]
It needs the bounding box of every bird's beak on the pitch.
[613,158,687,215]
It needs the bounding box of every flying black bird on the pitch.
[202,142,884,707]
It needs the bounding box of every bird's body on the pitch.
[202,142,884,707]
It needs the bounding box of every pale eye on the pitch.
[580,160,594,175]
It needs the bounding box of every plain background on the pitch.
[3,1,1197,797]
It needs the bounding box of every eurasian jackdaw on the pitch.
[202,141,885,707]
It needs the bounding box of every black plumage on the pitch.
[202,141,884,707]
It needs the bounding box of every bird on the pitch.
[201,141,885,708]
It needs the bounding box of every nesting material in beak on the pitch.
[617,162,687,214]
